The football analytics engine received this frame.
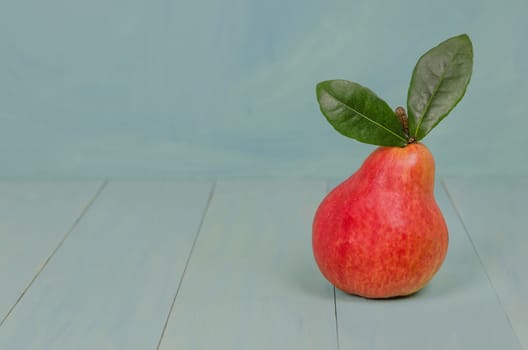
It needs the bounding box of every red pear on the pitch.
[312,143,448,298]
[312,34,472,298]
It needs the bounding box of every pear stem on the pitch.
[395,107,415,144]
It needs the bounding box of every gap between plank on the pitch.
[441,179,524,350]
[0,180,108,328]
[325,180,341,350]
[155,181,216,350]
[333,287,340,350]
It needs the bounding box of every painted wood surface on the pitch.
[443,176,528,349]
[157,180,337,350]
[0,181,212,350]
[334,183,522,349]
[0,179,525,349]
[2,1,528,179]
[0,181,103,323]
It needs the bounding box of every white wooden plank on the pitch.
[0,181,103,322]
[444,176,528,349]
[158,180,337,350]
[334,182,522,349]
[0,181,212,350]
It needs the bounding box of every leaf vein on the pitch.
[413,47,465,138]
[325,90,406,143]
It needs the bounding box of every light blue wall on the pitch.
[0,0,526,179]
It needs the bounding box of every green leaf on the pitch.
[407,34,473,140]
[316,80,408,147]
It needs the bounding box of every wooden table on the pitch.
[0,178,525,349]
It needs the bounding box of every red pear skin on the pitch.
[312,143,448,299]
